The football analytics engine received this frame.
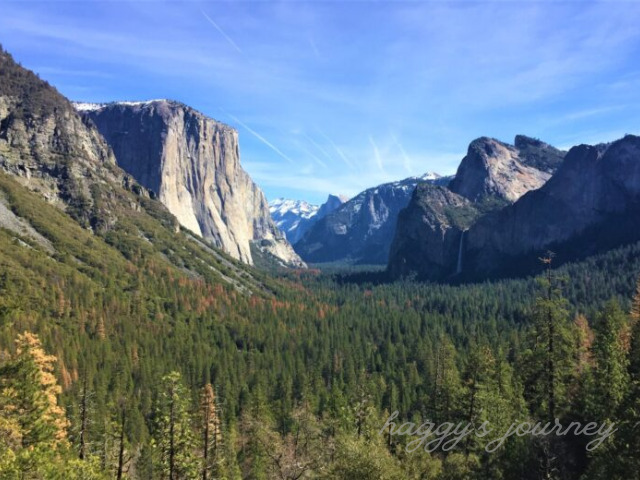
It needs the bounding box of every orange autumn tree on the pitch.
[0,332,109,478]
[201,383,223,480]
[632,277,640,323]
[8,332,69,449]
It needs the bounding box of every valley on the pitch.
[1,6,640,477]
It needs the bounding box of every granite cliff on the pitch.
[387,184,478,280]
[77,100,304,267]
[448,136,563,204]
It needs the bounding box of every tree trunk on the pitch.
[117,407,126,480]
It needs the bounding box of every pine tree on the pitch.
[431,336,462,424]
[585,301,630,421]
[631,277,640,323]
[520,256,575,479]
[0,332,107,478]
[201,383,222,480]
[116,399,128,480]
[154,371,199,480]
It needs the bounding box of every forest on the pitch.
[2,159,640,478]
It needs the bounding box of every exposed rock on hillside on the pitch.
[0,48,156,233]
[388,136,566,280]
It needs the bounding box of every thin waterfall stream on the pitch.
[456,230,466,275]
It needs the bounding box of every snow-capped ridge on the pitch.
[73,99,171,112]
[269,198,319,220]
[269,194,346,244]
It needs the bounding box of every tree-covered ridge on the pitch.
[0,46,71,119]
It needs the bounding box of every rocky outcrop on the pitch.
[78,100,304,267]
[295,173,447,265]
[463,135,640,277]
[0,47,146,232]
[387,184,478,280]
[316,194,348,220]
[448,137,563,204]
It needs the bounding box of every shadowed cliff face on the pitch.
[388,135,566,280]
[78,100,304,267]
[464,135,640,277]
[387,184,478,280]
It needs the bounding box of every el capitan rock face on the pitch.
[77,100,304,267]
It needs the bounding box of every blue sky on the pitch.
[1,1,639,204]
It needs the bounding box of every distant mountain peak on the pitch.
[269,194,346,244]
[294,172,445,265]
[514,134,551,149]
[269,198,319,220]
[326,193,350,203]
[417,171,441,181]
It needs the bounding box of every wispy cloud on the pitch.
[391,134,412,174]
[308,36,320,59]
[2,1,639,203]
[315,129,356,170]
[201,10,243,54]
[369,135,385,174]
[301,132,335,165]
[560,105,627,122]
[226,113,295,165]
[293,139,328,169]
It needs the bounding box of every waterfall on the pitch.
[456,230,466,275]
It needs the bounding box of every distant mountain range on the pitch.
[292,173,450,265]
[269,194,347,244]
